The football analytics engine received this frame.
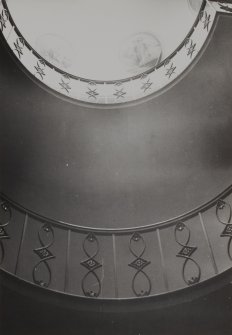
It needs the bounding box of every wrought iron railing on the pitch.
[0,185,232,300]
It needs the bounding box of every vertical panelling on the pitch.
[114,231,166,298]
[156,229,169,292]
[16,217,48,284]
[199,212,218,275]
[160,225,185,291]
[64,231,84,296]
[1,190,232,300]
[161,216,220,292]
[47,225,68,291]
[67,232,114,298]
[16,217,67,291]
[201,193,232,273]
[98,234,115,298]
[159,214,216,291]
[0,203,25,274]
[186,216,216,281]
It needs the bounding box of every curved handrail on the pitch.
[1,184,232,234]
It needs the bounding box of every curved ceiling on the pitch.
[1,0,216,105]
[1,0,232,307]
[7,0,202,80]
[0,6,232,230]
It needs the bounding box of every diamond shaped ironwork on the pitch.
[34,248,54,260]
[221,224,232,238]
[177,246,197,258]
[81,258,102,271]
[0,227,9,239]
[129,257,150,271]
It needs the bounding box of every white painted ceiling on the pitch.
[7,0,202,80]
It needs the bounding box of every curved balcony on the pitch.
[1,186,232,305]
[1,0,232,311]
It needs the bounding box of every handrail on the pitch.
[1,185,232,234]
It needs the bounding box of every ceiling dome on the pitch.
[2,0,215,105]
[7,0,202,80]
[1,0,232,308]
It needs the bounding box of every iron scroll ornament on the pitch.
[0,201,11,265]
[33,224,55,288]
[81,233,102,297]
[175,222,201,286]
[216,200,232,260]
[1,187,232,300]
[128,233,152,297]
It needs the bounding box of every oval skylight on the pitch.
[1,0,216,105]
[7,0,202,80]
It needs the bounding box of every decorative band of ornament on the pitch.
[81,233,102,297]
[128,233,151,297]
[175,222,201,285]
[210,1,232,13]
[0,7,8,32]
[33,224,55,288]
[1,189,232,299]
[216,200,232,260]
[219,4,232,12]
[0,0,221,105]
[0,201,11,265]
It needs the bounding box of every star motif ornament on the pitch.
[165,63,176,79]
[141,79,153,93]
[219,4,232,13]
[187,40,196,58]
[0,0,220,105]
[59,78,71,93]
[14,38,24,59]
[114,88,126,99]
[0,10,7,31]
[86,88,99,100]
[35,61,45,80]
[202,12,211,31]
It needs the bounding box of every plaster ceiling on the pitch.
[7,0,202,80]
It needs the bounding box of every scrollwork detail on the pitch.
[0,201,11,265]
[33,224,55,288]
[216,199,232,260]
[128,233,151,297]
[175,222,201,285]
[81,233,102,297]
